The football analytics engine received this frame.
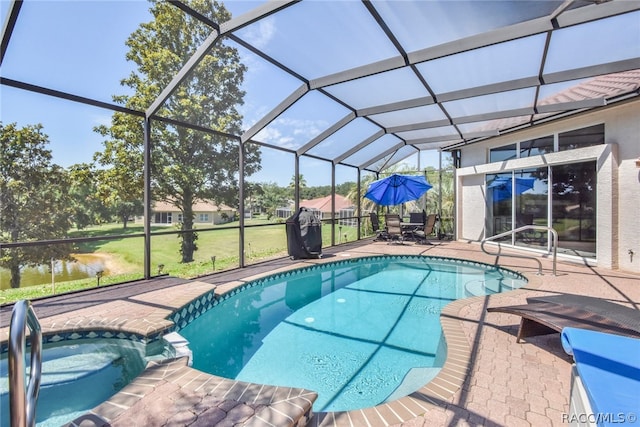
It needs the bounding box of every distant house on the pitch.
[276,194,356,225]
[275,206,294,219]
[136,200,237,226]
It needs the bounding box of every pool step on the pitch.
[385,367,441,402]
[163,331,193,366]
[465,277,521,297]
[0,343,119,393]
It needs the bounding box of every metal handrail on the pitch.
[9,300,43,427]
[481,225,558,275]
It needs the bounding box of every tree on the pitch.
[255,182,290,220]
[244,182,264,216]
[347,173,377,214]
[97,0,261,262]
[289,174,307,190]
[67,163,111,229]
[94,113,145,229]
[0,123,73,288]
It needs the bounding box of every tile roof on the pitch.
[539,69,640,105]
[153,200,235,212]
[476,69,640,132]
[300,194,354,213]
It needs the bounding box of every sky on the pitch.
[1,1,636,186]
[0,0,482,187]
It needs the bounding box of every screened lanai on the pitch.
[1,0,639,290]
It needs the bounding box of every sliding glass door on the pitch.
[551,161,597,257]
[514,167,548,249]
[486,173,512,241]
[485,161,596,258]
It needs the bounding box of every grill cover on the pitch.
[286,207,322,259]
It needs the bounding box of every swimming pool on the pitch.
[178,255,527,412]
[0,338,168,427]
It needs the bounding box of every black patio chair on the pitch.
[370,212,389,241]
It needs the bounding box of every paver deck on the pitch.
[2,239,639,426]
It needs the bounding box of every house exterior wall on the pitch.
[456,99,639,273]
[137,208,236,225]
[606,103,640,273]
[193,210,234,225]
[458,174,486,242]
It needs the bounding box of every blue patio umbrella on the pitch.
[364,174,432,206]
[488,177,535,202]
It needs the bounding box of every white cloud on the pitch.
[278,117,324,139]
[255,126,300,149]
[252,116,328,150]
[242,17,276,50]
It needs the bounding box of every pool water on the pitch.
[0,339,156,427]
[179,256,526,412]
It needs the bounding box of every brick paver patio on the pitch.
[2,240,638,426]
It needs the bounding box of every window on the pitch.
[198,213,209,222]
[153,212,172,224]
[489,144,516,162]
[519,136,554,158]
[489,124,604,162]
[558,124,604,151]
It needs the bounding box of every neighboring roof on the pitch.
[301,194,354,213]
[475,70,640,133]
[153,200,235,212]
[540,69,640,104]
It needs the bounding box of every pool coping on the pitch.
[70,357,318,427]
[2,252,542,426]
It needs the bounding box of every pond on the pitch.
[0,254,109,290]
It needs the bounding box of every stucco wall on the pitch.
[456,99,639,273]
[458,174,486,242]
[607,103,640,272]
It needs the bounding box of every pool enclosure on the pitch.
[1,0,639,292]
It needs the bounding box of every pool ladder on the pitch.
[481,225,558,276]
[8,300,43,427]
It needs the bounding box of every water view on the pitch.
[0,254,108,290]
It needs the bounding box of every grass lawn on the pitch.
[1,217,370,304]
[72,219,293,275]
